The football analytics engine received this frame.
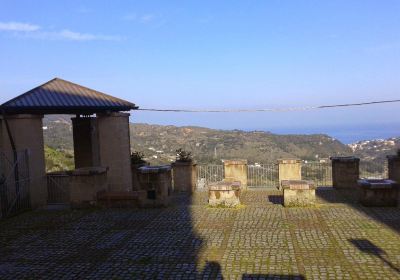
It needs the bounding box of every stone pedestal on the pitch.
[0,114,46,208]
[138,165,172,207]
[387,155,400,183]
[282,180,316,207]
[358,179,398,207]
[223,159,248,190]
[278,159,302,190]
[331,157,360,189]
[172,161,197,193]
[208,181,241,207]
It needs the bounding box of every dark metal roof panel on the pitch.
[1,78,138,114]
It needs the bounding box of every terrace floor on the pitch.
[1,189,400,279]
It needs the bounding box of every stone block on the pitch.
[358,179,398,207]
[278,159,302,189]
[331,156,360,189]
[172,161,197,193]
[137,165,172,207]
[223,159,248,190]
[208,181,241,207]
[282,180,316,207]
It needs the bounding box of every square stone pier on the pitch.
[208,181,241,207]
[278,159,302,190]
[223,159,248,190]
[358,179,399,207]
[331,156,360,189]
[282,180,316,207]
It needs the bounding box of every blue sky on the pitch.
[0,0,399,142]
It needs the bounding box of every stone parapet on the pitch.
[358,179,399,207]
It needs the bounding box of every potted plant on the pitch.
[175,148,193,162]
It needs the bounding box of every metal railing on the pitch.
[196,165,224,189]
[247,163,278,188]
[47,173,70,204]
[301,161,332,187]
[359,161,388,179]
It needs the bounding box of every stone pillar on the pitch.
[330,156,360,189]
[278,159,301,189]
[0,114,46,208]
[72,117,100,168]
[223,159,248,190]
[172,161,197,193]
[387,155,400,206]
[97,113,132,192]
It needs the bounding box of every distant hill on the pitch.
[349,138,400,164]
[43,115,354,165]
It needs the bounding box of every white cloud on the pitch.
[123,13,156,23]
[0,21,122,42]
[23,29,123,41]
[0,21,40,32]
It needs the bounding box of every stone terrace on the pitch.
[1,189,400,279]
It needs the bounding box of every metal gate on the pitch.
[47,173,70,204]
[247,163,278,188]
[196,165,224,190]
[0,150,30,219]
[301,162,332,187]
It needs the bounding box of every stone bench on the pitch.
[358,179,399,207]
[208,181,241,207]
[281,180,316,207]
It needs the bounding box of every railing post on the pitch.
[278,159,302,190]
[223,159,248,190]
[330,156,360,189]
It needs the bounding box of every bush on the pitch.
[131,151,146,164]
[175,148,193,162]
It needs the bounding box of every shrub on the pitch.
[131,151,146,164]
[175,148,192,162]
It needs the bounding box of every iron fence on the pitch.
[359,161,388,179]
[301,161,332,187]
[196,165,224,189]
[0,149,30,219]
[247,163,278,188]
[47,173,70,204]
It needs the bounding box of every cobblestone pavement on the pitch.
[1,188,400,279]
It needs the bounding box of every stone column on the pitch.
[71,117,100,168]
[97,112,132,192]
[330,156,360,189]
[387,155,400,183]
[223,159,248,190]
[0,114,46,208]
[172,161,197,193]
[278,159,301,189]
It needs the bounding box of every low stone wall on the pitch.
[208,181,241,207]
[358,179,399,207]
[282,180,316,207]
[48,167,108,208]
